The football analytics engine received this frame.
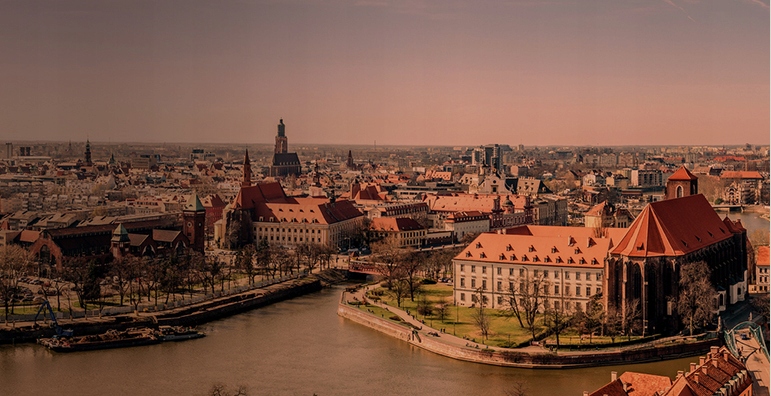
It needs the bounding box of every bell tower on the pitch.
[275,119,288,154]
[666,166,698,200]
[183,194,206,253]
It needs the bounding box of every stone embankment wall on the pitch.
[0,275,325,345]
[338,302,721,369]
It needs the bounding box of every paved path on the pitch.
[735,330,770,396]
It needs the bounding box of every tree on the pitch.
[401,250,423,301]
[504,274,548,341]
[436,302,448,323]
[370,235,403,289]
[0,245,32,321]
[751,293,770,320]
[544,296,571,349]
[207,383,249,396]
[416,292,433,317]
[676,261,716,336]
[471,288,491,340]
[237,244,256,285]
[109,257,131,306]
[622,298,642,340]
[581,294,605,344]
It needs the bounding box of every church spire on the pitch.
[242,149,252,187]
[84,139,92,166]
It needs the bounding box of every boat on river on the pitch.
[38,326,205,352]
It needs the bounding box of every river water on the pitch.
[1,285,694,396]
[0,211,765,396]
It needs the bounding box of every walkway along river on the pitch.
[1,284,701,396]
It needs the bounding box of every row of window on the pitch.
[458,278,601,297]
[458,293,587,311]
[459,264,601,281]
[261,236,321,243]
[258,227,321,234]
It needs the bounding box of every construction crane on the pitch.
[33,300,73,337]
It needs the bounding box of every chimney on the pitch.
[694,373,699,384]
[712,356,719,368]
[583,392,589,396]
[611,371,617,382]
[710,346,719,356]
[702,364,708,375]
[723,350,730,362]
[676,370,684,379]
[699,356,706,366]
[690,362,697,373]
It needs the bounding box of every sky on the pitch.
[1,0,768,147]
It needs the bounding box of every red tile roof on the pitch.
[233,182,289,210]
[370,217,425,232]
[757,245,769,266]
[668,166,698,181]
[255,198,362,225]
[455,226,625,268]
[720,170,763,180]
[611,195,733,258]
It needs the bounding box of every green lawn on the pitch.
[369,283,541,347]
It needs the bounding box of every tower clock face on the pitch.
[187,222,192,228]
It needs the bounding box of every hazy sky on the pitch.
[1,0,768,146]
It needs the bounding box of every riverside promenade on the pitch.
[0,270,346,344]
[338,283,722,369]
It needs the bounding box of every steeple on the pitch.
[275,119,288,154]
[242,149,252,187]
[84,139,92,166]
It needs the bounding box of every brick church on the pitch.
[605,166,748,334]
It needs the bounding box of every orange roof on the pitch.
[455,226,626,268]
[256,198,363,225]
[668,166,698,181]
[611,195,733,258]
[661,347,750,396]
[370,217,425,232]
[719,171,763,180]
[757,246,770,266]
[586,201,609,217]
[618,372,672,396]
[19,230,40,243]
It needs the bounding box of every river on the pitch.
[1,284,696,396]
[1,211,765,396]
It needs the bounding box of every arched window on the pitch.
[676,185,683,198]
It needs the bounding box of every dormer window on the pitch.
[551,246,558,253]
[528,245,535,252]
[476,242,483,249]
[506,244,512,251]
[479,252,486,258]
[591,258,598,265]
[522,255,528,262]
[533,255,539,262]
[567,257,575,264]
[544,256,551,263]
[574,247,581,254]
[695,235,701,242]
[579,258,586,264]
[499,253,505,260]
[510,254,516,261]
[466,251,472,258]
[556,257,563,263]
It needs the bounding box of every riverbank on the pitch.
[0,270,345,344]
[338,285,721,369]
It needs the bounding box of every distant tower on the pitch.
[84,140,93,166]
[666,166,698,200]
[242,149,252,187]
[346,150,355,169]
[275,119,288,154]
[111,223,130,258]
[183,194,206,253]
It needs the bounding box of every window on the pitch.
[554,285,560,294]
[460,264,465,272]
[509,268,514,276]
[565,286,570,295]
[482,280,487,290]
[596,273,602,281]
[586,287,591,296]
[497,267,502,275]
[555,271,559,278]
[596,287,602,295]
[497,297,503,305]
[471,294,478,303]
[544,270,549,278]
[509,282,514,291]
[586,272,591,280]
[565,272,570,280]
[576,286,581,296]
[471,265,476,273]
[460,293,466,301]
[497,281,502,291]
[482,266,487,274]
[519,268,525,276]
[460,278,465,287]
[576,272,581,279]
[471,279,476,288]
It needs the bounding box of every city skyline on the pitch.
[2,0,769,146]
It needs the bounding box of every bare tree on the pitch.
[676,261,716,336]
[471,288,491,340]
[237,244,256,284]
[623,298,642,340]
[207,383,249,396]
[579,294,605,344]
[0,245,32,321]
[436,302,448,323]
[544,295,571,349]
[505,274,549,340]
[370,235,403,289]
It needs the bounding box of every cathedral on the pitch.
[269,119,301,177]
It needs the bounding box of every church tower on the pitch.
[242,149,252,187]
[275,119,288,154]
[183,194,206,253]
[84,139,93,167]
[666,166,698,200]
[111,223,130,258]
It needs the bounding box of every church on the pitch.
[269,119,301,177]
